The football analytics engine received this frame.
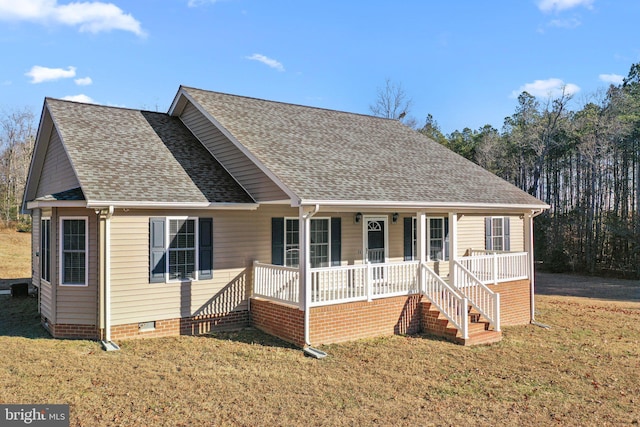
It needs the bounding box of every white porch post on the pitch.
[298,206,311,310]
[524,211,535,321]
[417,212,426,264]
[417,212,426,293]
[448,212,458,287]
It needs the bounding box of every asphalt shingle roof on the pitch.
[183,87,546,207]
[46,99,253,204]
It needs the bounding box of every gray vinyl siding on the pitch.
[179,102,288,202]
[40,208,54,322]
[32,209,40,288]
[55,208,98,325]
[35,129,80,198]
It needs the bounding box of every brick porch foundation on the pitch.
[251,279,531,347]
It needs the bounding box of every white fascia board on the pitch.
[21,103,54,214]
[171,88,300,203]
[298,199,550,213]
[27,200,88,210]
[85,201,259,210]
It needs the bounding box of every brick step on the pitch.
[455,330,503,346]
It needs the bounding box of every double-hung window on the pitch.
[272,217,341,268]
[405,217,449,261]
[60,217,88,286]
[283,218,330,268]
[149,217,213,283]
[41,218,51,282]
[168,219,196,280]
[485,217,510,251]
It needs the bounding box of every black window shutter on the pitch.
[403,217,413,261]
[504,217,511,251]
[149,218,166,283]
[485,217,493,250]
[199,218,213,279]
[444,219,450,261]
[331,217,341,266]
[271,218,284,265]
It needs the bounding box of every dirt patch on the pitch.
[535,270,640,302]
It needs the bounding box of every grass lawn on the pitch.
[0,295,638,426]
[0,228,31,279]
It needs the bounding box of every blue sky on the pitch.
[1,0,639,134]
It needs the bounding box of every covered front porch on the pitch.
[250,206,538,347]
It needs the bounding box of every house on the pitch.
[22,86,548,348]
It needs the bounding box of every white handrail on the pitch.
[453,260,501,332]
[421,262,468,339]
[253,261,300,305]
[309,261,420,306]
[459,251,528,285]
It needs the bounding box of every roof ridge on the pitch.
[181,86,400,122]
[45,97,164,115]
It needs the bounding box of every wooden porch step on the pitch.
[421,301,502,347]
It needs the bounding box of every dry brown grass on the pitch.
[1,294,639,426]
[0,228,31,279]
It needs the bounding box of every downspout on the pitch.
[302,204,319,348]
[528,208,549,328]
[101,206,119,350]
[300,203,327,359]
[105,206,114,341]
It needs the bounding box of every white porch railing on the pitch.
[458,251,528,285]
[453,261,501,332]
[421,262,469,339]
[310,261,420,307]
[253,261,300,305]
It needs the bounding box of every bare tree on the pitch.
[370,78,416,127]
[0,107,36,224]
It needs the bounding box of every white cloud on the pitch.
[26,65,76,83]
[75,76,93,86]
[0,0,145,36]
[548,17,581,28]
[511,78,580,98]
[187,0,219,7]
[537,0,594,13]
[246,53,285,72]
[599,73,624,85]
[62,94,95,103]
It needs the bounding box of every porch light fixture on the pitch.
[355,212,362,223]
[392,213,399,223]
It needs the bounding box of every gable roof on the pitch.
[177,87,547,209]
[26,99,254,208]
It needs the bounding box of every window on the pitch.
[168,219,196,280]
[285,218,299,267]
[149,217,213,283]
[60,217,88,286]
[284,218,329,268]
[271,217,341,268]
[405,217,449,261]
[429,218,446,261]
[485,217,510,251]
[41,218,51,282]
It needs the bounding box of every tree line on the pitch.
[0,107,35,229]
[405,63,640,277]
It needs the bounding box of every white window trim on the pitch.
[284,217,332,268]
[41,217,51,284]
[411,216,448,262]
[166,216,199,283]
[59,216,89,287]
